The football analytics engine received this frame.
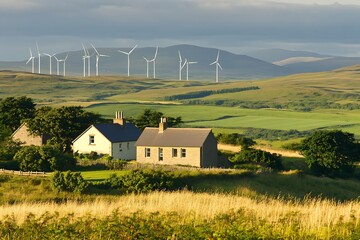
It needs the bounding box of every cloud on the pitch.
[1,0,360,60]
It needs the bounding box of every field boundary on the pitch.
[0,168,49,177]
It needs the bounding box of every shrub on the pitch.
[51,171,88,193]
[230,149,282,170]
[120,169,176,193]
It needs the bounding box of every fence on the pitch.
[0,168,49,177]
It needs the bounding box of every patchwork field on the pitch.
[1,68,360,137]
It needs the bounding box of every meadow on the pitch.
[1,69,360,238]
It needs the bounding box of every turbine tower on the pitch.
[118,45,137,76]
[91,44,109,76]
[43,53,55,75]
[185,59,197,81]
[58,53,69,76]
[178,50,187,80]
[26,48,35,73]
[53,55,60,75]
[143,57,151,78]
[210,50,222,83]
[82,44,92,77]
[149,46,158,79]
[36,42,41,74]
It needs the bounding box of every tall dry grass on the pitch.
[0,190,358,235]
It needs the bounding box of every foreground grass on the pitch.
[0,191,359,239]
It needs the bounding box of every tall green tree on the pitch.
[26,106,102,152]
[131,109,182,131]
[0,96,36,131]
[300,130,358,176]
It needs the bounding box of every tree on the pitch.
[217,133,256,150]
[0,96,36,131]
[26,106,102,152]
[131,109,182,131]
[300,130,358,176]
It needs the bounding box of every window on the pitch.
[159,148,163,161]
[181,148,186,158]
[119,143,122,152]
[127,142,130,150]
[89,135,95,144]
[145,148,151,157]
[172,148,178,157]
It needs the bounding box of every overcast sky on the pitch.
[1,0,360,61]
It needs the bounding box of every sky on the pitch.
[1,0,360,61]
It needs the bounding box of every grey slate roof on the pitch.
[93,123,141,142]
[73,122,141,143]
[136,127,212,147]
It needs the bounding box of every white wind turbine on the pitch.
[82,44,92,77]
[91,44,109,76]
[58,53,69,76]
[36,42,42,74]
[26,48,35,73]
[43,52,55,75]
[53,55,60,75]
[143,47,158,79]
[150,46,158,79]
[210,50,222,83]
[178,50,187,80]
[143,56,151,78]
[185,59,197,81]
[118,45,137,76]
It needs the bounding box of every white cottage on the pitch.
[72,112,141,160]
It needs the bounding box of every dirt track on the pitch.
[218,144,303,158]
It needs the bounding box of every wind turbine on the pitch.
[143,57,151,78]
[143,46,158,79]
[36,42,41,74]
[43,52,55,75]
[210,50,222,83]
[178,50,187,80]
[26,48,35,73]
[149,46,158,79]
[91,44,109,76]
[53,55,60,75]
[118,45,137,76]
[185,59,197,81]
[58,53,69,76]
[82,43,92,77]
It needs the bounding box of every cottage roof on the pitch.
[73,122,141,143]
[136,127,213,147]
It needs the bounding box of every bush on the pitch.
[230,149,282,170]
[120,169,176,193]
[14,145,76,172]
[216,133,256,149]
[51,171,88,193]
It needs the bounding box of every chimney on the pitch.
[113,111,125,125]
[159,117,167,133]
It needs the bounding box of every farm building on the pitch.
[11,123,50,146]
[136,118,218,168]
[72,112,141,160]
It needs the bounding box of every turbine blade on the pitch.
[36,42,40,54]
[26,58,32,64]
[218,63,223,70]
[216,50,220,62]
[178,50,182,61]
[129,45,137,54]
[154,46,158,59]
[118,50,129,55]
[29,48,33,57]
[91,43,99,55]
[64,53,69,61]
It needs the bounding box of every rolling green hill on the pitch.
[0,68,359,138]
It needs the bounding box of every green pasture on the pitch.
[87,103,360,136]
[79,170,129,181]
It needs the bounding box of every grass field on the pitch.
[1,69,360,137]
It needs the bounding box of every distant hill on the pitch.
[284,57,360,73]
[245,48,332,63]
[0,45,292,80]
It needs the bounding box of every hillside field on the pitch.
[0,69,360,138]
